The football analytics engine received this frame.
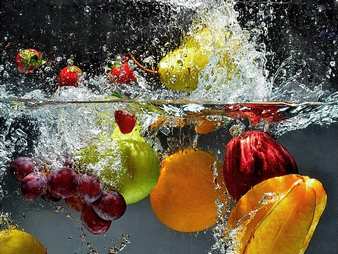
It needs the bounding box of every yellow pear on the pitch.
[0,229,46,254]
[158,27,238,92]
[227,174,327,254]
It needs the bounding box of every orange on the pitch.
[150,148,226,233]
[195,118,218,135]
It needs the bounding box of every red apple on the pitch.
[223,130,298,200]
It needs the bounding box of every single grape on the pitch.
[21,173,47,200]
[11,157,35,181]
[93,191,127,221]
[48,167,78,199]
[77,174,102,203]
[65,195,85,212]
[81,205,111,235]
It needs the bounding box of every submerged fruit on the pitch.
[15,48,45,74]
[21,173,47,201]
[93,191,126,221]
[114,110,136,134]
[150,148,226,233]
[158,27,238,92]
[112,128,160,204]
[81,205,112,235]
[77,174,102,203]
[48,167,78,199]
[78,127,160,205]
[58,65,82,87]
[227,174,327,254]
[224,130,298,200]
[0,229,46,254]
[195,118,219,135]
[11,157,35,181]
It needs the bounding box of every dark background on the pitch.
[0,0,337,253]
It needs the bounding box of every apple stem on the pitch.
[128,53,158,74]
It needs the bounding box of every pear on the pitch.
[0,229,47,254]
[158,27,239,92]
[77,126,160,205]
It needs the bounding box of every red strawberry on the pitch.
[58,65,82,87]
[114,110,136,134]
[108,56,136,84]
[15,48,46,74]
[223,130,298,200]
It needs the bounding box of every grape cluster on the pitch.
[10,157,127,235]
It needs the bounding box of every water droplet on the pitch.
[84,6,91,15]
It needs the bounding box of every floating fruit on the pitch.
[58,65,82,87]
[11,157,35,181]
[93,191,126,221]
[48,167,78,199]
[224,130,298,200]
[0,229,47,254]
[15,48,45,74]
[158,27,238,91]
[21,173,47,201]
[78,126,160,205]
[108,56,136,84]
[227,174,327,254]
[114,110,137,134]
[150,148,226,233]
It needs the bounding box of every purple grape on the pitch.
[77,174,102,203]
[21,173,47,200]
[11,157,35,181]
[48,167,78,199]
[93,191,126,221]
[81,205,111,235]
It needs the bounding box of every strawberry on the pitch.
[108,56,136,84]
[114,110,136,134]
[15,48,46,74]
[58,65,82,87]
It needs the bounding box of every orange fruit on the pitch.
[195,118,218,135]
[150,148,226,233]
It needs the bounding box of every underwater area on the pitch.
[0,0,337,253]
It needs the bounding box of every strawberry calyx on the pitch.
[67,65,82,74]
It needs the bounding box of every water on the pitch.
[0,0,337,253]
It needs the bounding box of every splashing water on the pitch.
[0,0,337,253]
